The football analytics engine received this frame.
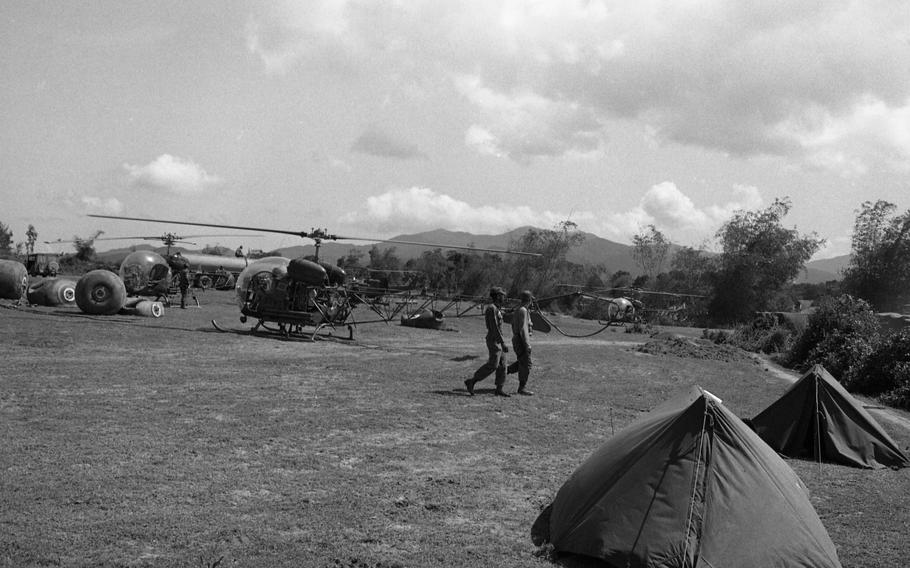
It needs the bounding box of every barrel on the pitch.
[0,259,29,300]
[26,277,77,306]
[288,258,328,285]
[120,299,164,317]
[75,270,127,315]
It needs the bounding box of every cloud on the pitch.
[599,182,764,245]
[244,0,356,75]
[340,187,573,234]
[456,75,604,162]
[340,184,762,247]
[123,154,222,193]
[351,128,427,160]
[246,1,910,171]
[80,196,124,215]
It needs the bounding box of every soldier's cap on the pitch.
[519,290,533,302]
[489,286,506,298]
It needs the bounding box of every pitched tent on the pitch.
[751,364,910,469]
[543,386,841,568]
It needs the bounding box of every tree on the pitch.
[632,225,670,281]
[73,230,104,262]
[842,200,910,311]
[26,224,38,255]
[709,198,824,324]
[0,222,12,255]
[337,248,365,270]
[507,220,585,297]
[666,246,714,296]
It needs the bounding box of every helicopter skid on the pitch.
[211,319,353,342]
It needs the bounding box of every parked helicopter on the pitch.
[88,214,541,340]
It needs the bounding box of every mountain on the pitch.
[797,254,851,284]
[92,229,852,284]
[271,227,645,274]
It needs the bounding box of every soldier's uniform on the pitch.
[465,286,510,397]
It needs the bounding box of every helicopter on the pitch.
[88,214,541,340]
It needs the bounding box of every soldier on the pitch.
[169,252,191,309]
[465,286,511,397]
[507,290,535,395]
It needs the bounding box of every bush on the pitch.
[785,294,880,377]
[846,330,910,409]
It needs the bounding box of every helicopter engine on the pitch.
[119,250,172,296]
[235,257,350,327]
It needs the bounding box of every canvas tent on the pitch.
[751,364,910,469]
[542,386,841,568]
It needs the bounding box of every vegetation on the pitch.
[846,329,910,410]
[708,198,824,324]
[785,295,880,378]
[506,220,586,298]
[632,225,670,281]
[72,230,104,262]
[0,221,12,256]
[842,200,910,312]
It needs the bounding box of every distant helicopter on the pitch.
[88,214,541,340]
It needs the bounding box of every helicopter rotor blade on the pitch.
[88,215,307,238]
[333,235,541,257]
[87,214,541,256]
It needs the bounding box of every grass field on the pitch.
[2,289,909,567]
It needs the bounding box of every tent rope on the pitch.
[682,409,711,565]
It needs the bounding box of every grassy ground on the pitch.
[1,289,909,567]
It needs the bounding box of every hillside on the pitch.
[91,228,850,284]
[273,227,645,274]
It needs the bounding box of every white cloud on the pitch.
[597,182,764,246]
[80,196,124,215]
[455,74,603,162]
[340,183,763,248]
[246,1,910,171]
[340,187,574,234]
[123,154,221,193]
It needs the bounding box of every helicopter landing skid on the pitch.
[211,319,354,342]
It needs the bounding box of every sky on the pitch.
[3,1,909,259]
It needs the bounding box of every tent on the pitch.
[751,364,910,469]
[541,386,841,568]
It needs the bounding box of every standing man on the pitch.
[169,252,191,309]
[465,286,510,397]
[508,290,534,395]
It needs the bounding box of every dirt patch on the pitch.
[635,332,756,364]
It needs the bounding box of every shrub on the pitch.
[846,330,910,409]
[703,329,730,344]
[785,294,880,377]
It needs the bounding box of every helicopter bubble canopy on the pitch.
[235,256,291,307]
[119,250,171,295]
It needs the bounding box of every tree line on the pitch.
[4,197,909,323]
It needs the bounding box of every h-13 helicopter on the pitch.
[88,214,540,340]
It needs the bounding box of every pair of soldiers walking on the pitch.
[465,286,534,397]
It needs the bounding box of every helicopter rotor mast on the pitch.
[87,214,541,260]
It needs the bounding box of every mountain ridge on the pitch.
[94,227,851,284]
